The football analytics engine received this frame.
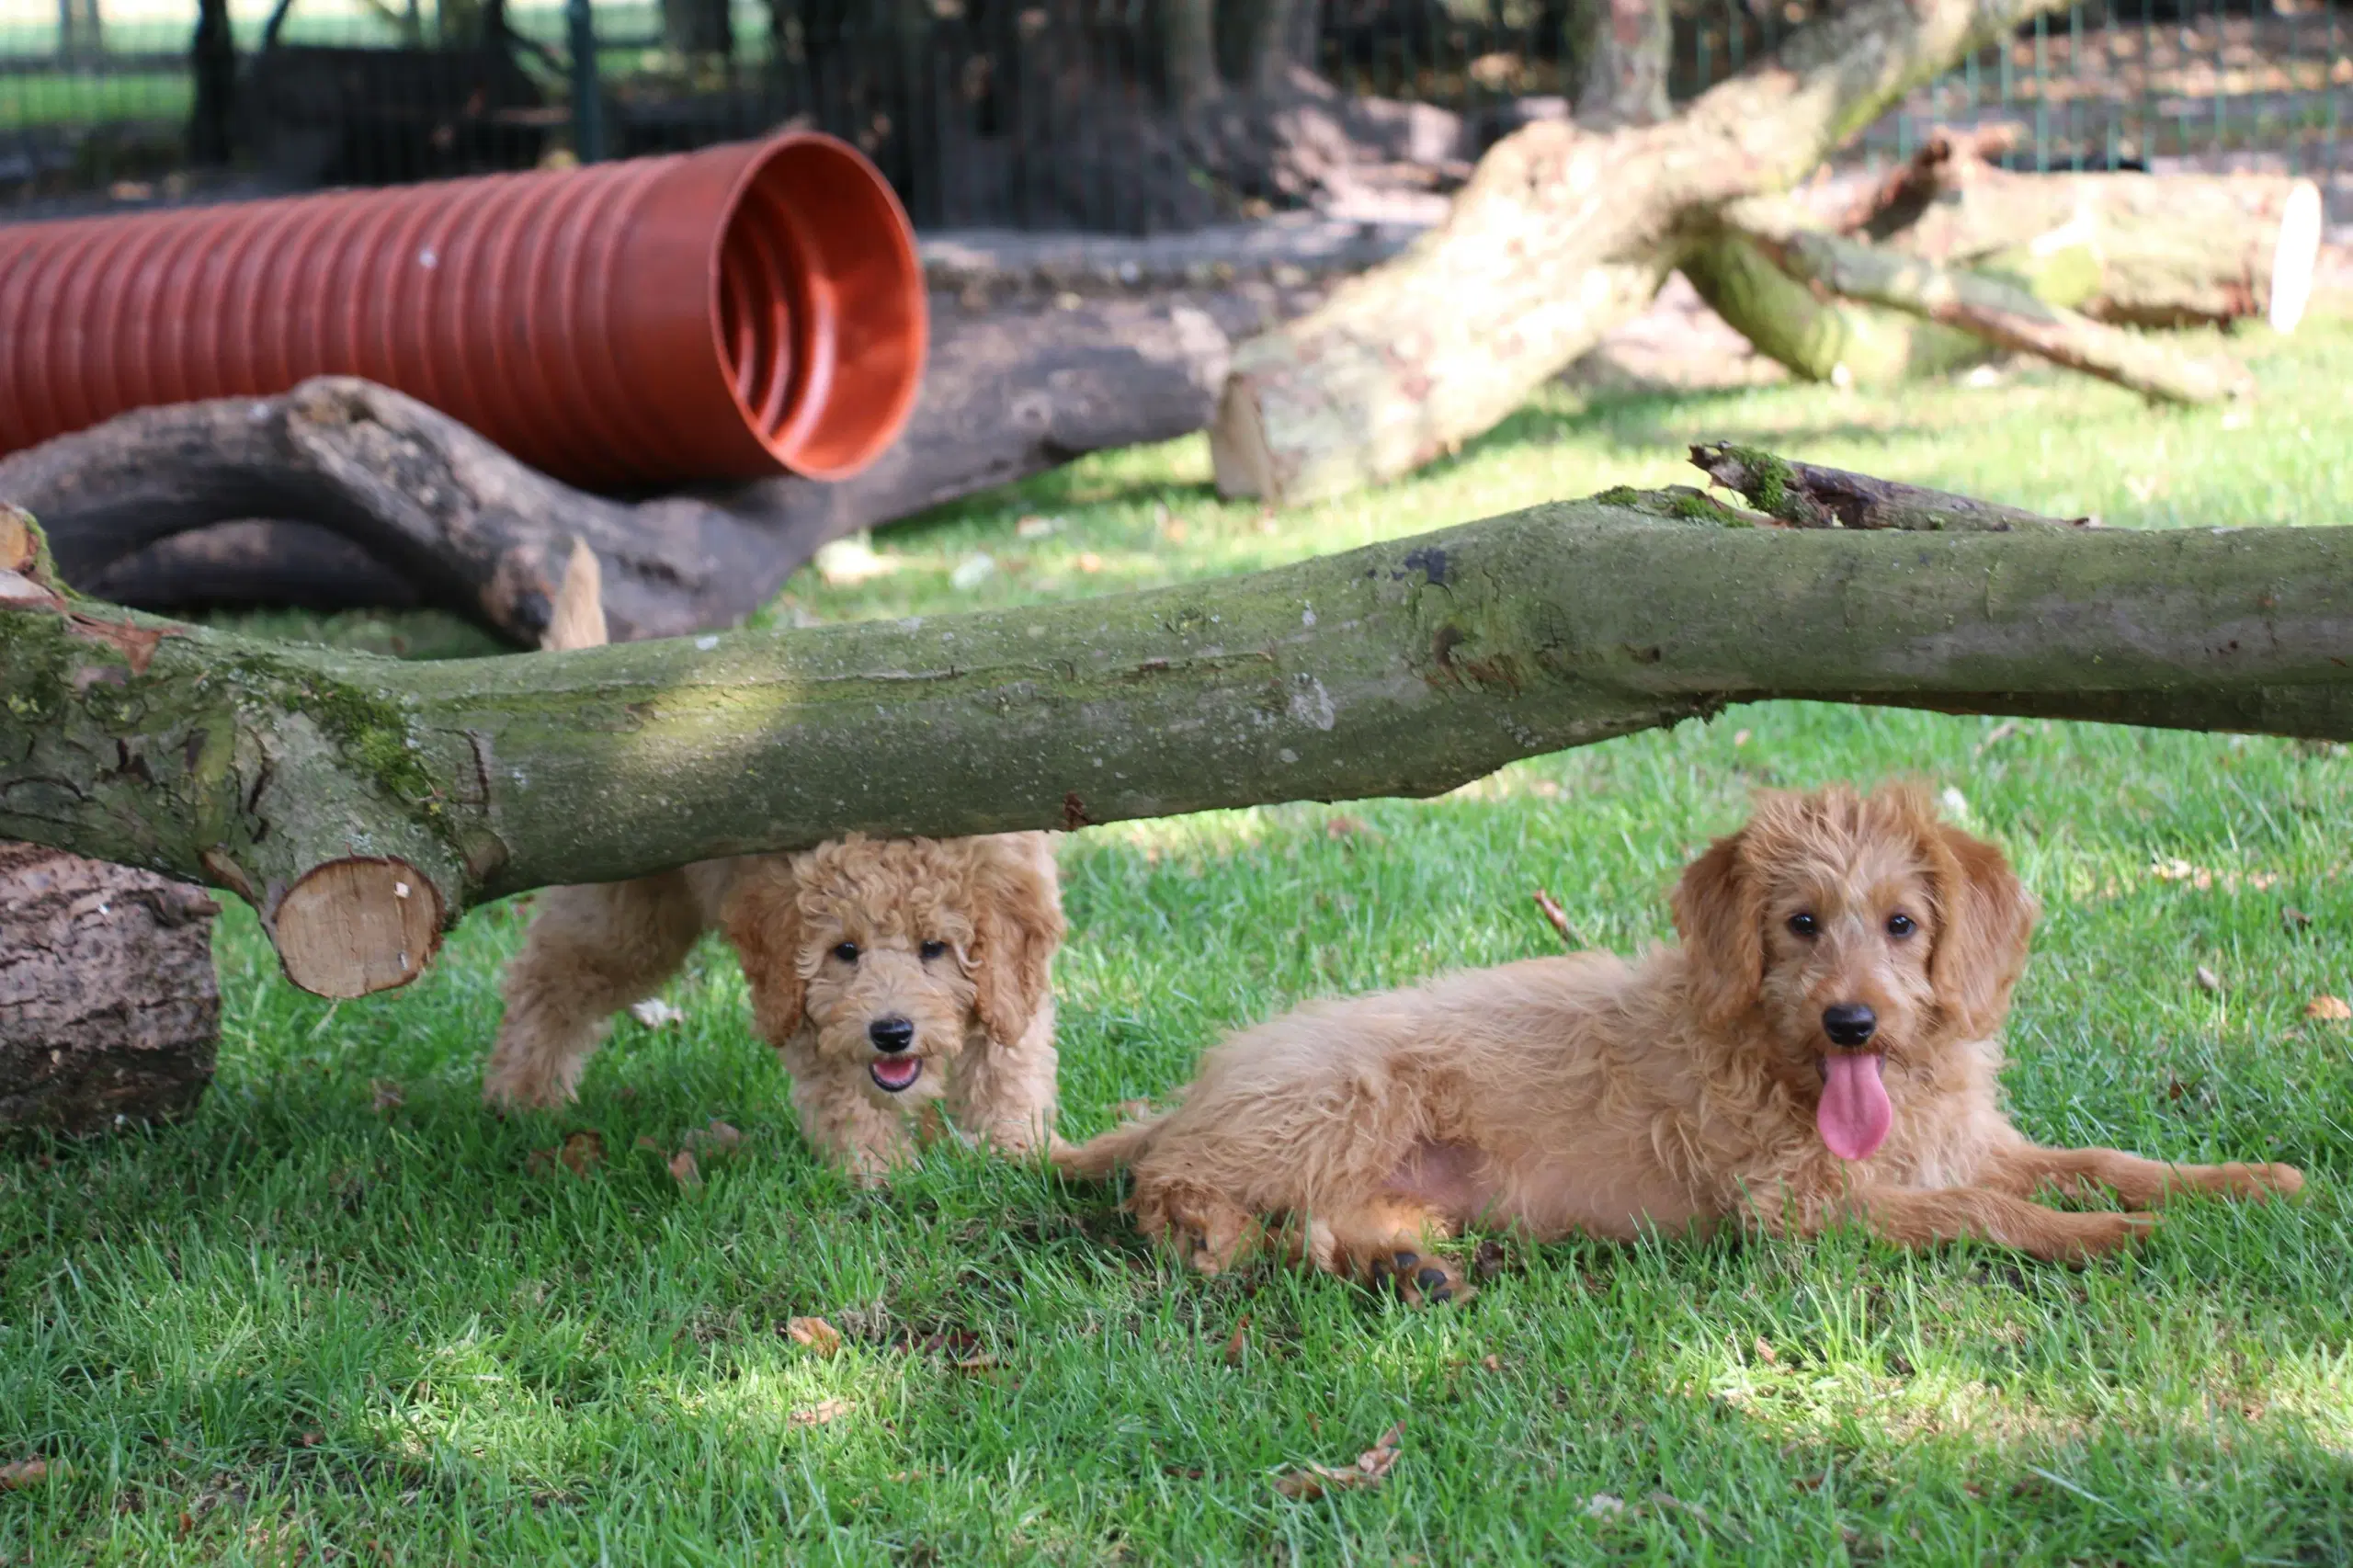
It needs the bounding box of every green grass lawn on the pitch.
[6,320,2353,1562]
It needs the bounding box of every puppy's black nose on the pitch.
[869,1017,915,1053]
[1822,1004,1878,1048]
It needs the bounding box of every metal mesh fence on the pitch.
[3,1,2346,233]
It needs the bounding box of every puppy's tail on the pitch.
[1050,1110,1167,1181]
[540,538,608,653]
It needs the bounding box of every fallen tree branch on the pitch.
[3,297,1232,644]
[1208,0,2071,505]
[6,475,2350,999]
[1723,203,2256,404]
[1688,442,2091,531]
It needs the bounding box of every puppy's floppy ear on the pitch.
[1671,825,1764,1028]
[721,862,809,1046]
[1924,820,2039,1040]
[969,835,1066,1049]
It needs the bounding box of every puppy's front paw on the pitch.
[482,1069,572,1113]
[1367,1247,1474,1307]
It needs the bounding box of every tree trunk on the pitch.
[1722,202,2255,404]
[1859,165,2325,334]
[8,463,2352,999]
[660,0,732,58]
[1163,0,1222,111]
[1240,0,1312,98]
[1,842,221,1136]
[3,296,1233,646]
[188,0,237,165]
[1575,0,1670,130]
[1208,0,2069,505]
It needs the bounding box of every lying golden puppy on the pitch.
[1057,783,2302,1301]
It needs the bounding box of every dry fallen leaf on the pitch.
[1075,551,1104,574]
[687,1119,743,1155]
[1113,1098,1156,1121]
[1753,1337,1779,1365]
[1532,889,1582,950]
[1274,1420,1404,1500]
[1480,1354,1503,1372]
[1324,814,1369,840]
[1222,1313,1252,1367]
[0,1459,50,1490]
[557,1130,604,1176]
[785,1317,844,1358]
[369,1079,404,1114]
[2307,995,2353,1022]
[2195,965,2222,994]
[628,997,684,1029]
[668,1149,704,1191]
[1585,1493,1626,1518]
[2281,906,2313,932]
[788,1399,853,1427]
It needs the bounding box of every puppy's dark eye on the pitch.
[1787,913,1819,937]
[1886,913,1917,938]
[919,939,948,961]
[831,941,860,963]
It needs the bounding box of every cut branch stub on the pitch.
[1688,443,2092,532]
[268,858,446,999]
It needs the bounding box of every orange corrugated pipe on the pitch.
[0,131,926,490]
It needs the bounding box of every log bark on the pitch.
[1856,149,2324,334]
[1,297,1232,646]
[7,461,2353,999]
[1208,0,2070,505]
[1723,205,2256,404]
[1679,231,1993,389]
[1,841,222,1136]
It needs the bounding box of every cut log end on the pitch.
[1,842,222,1135]
[270,857,446,999]
[1210,375,1281,503]
[2270,179,2323,335]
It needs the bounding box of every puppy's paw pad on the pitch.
[1368,1250,1474,1307]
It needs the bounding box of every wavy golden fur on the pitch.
[483,544,1066,1177]
[1056,782,2302,1303]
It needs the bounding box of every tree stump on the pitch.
[1,843,222,1135]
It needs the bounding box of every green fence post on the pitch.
[568,0,606,163]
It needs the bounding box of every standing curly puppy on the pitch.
[483,545,1065,1177]
[1056,782,2302,1302]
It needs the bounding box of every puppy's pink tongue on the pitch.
[1816,1052,1892,1162]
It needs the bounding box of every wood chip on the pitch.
[788,1399,852,1427]
[2306,995,2352,1022]
[785,1317,843,1358]
[2194,965,2222,994]
[0,1459,50,1489]
[1274,1420,1404,1500]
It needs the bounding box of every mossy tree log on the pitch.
[1721,202,2256,404]
[1207,0,2069,505]
[1855,158,2323,333]
[6,463,2353,1002]
[1685,157,2322,388]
